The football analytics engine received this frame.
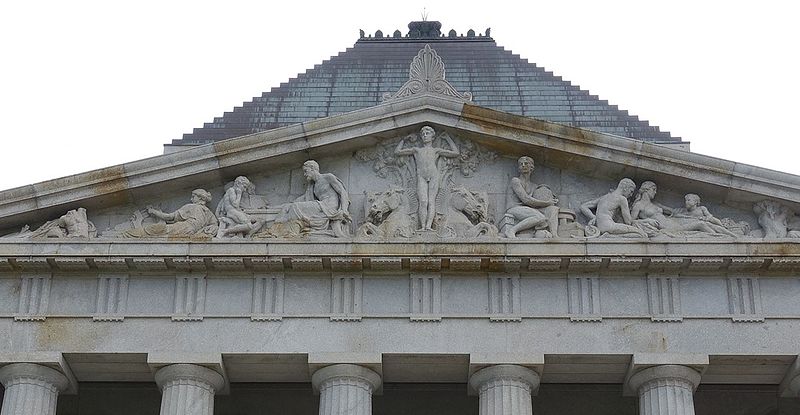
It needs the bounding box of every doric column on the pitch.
[787,373,800,398]
[312,364,382,415]
[628,365,702,415]
[469,364,540,415]
[154,364,225,415]
[0,363,69,415]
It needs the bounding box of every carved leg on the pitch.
[425,180,439,231]
[215,219,231,238]
[505,214,547,238]
[245,220,265,238]
[543,205,560,237]
[417,179,429,231]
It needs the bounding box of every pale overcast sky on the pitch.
[1,1,798,191]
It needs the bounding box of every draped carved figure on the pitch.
[630,182,738,238]
[264,160,351,238]
[121,189,218,238]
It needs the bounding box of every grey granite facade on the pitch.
[0,39,799,415]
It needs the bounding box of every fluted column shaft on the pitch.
[469,364,540,415]
[155,364,225,415]
[629,365,702,415]
[312,364,382,415]
[789,374,800,398]
[0,363,69,415]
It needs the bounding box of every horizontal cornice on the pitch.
[1,240,798,275]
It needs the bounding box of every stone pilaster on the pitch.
[154,364,225,415]
[628,365,702,415]
[312,364,382,415]
[0,363,69,415]
[469,364,540,415]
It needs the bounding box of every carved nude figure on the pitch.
[12,207,96,239]
[630,182,736,237]
[500,156,559,238]
[216,176,263,238]
[580,178,647,238]
[123,189,218,238]
[672,193,737,237]
[274,160,351,238]
[395,125,460,231]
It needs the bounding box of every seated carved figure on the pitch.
[630,182,736,237]
[273,160,351,238]
[580,178,647,238]
[123,189,218,238]
[499,156,559,238]
[216,176,264,238]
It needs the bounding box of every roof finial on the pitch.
[421,8,428,22]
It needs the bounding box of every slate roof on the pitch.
[171,22,681,146]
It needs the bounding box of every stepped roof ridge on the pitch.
[170,20,682,148]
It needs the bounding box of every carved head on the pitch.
[61,207,87,225]
[366,188,406,224]
[517,156,534,174]
[302,160,320,181]
[636,181,657,201]
[450,186,488,224]
[191,189,213,205]
[684,193,701,208]
[420,126,436,143]
[617,178,637,198]
[233,176,256,193]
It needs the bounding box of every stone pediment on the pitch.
[1,93,799,244]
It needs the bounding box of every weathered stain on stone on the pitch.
[462,103,586,143]
[35,319,109,351]
[89,166,130,201]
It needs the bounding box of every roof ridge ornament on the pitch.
[382,44,473,103]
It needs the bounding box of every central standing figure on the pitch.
[395,125,460,231]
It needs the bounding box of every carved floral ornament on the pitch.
[3,126,799,242]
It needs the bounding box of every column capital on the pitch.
[154,364,225,394]
[0,363,69,392]
[469,364,541,395]
[628,364,702,394]
[311,363,382,394]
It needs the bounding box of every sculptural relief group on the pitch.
[5,126,800,242]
